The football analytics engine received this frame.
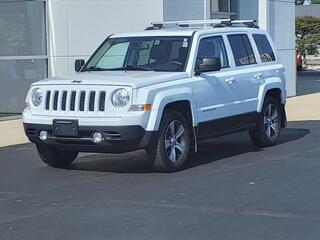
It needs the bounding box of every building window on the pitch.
[0,1,47,113]
[211,0,238,19]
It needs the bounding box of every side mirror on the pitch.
[75,59,85,72]
[196,57,221,74]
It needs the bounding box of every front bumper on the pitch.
[24,123,157,153]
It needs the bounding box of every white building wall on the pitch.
[268,0,296,97]
[239,0,259,20]
[163,0,206,21]
[48,0,296,96]
[47,0,163,77]
[239,0,296,97]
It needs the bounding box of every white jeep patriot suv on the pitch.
[23,20,287,172]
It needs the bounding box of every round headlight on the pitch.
[31,88,43,107]
[112,88,130,108]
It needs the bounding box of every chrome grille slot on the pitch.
[79,91,86,111]
[61,91,67,111]
[89,91,95,112]
[45,91,51,110]
[70,91,76,111]
[53,91,59,111]
[43,89,108,113]
[99,91,106,111]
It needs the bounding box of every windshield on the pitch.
[82,36,191,72]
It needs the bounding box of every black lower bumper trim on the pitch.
[24,123,157,153]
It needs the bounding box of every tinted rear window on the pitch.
[228,34,256,66]
[253,34,276,62]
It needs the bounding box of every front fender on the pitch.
[146,87,196,131]
[257,77,286,113]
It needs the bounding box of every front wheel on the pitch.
[147,110,192,172]
[37,144,78,168]
[249,96,282,147]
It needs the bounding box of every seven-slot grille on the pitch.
[45,90,106,112]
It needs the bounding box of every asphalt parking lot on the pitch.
[1,72,320,240]
[297,70,320,96]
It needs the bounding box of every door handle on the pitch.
[254,73,263,79]
[225,77,236,84]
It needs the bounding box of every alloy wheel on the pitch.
[164,120,186,163]
[264,104,279,139]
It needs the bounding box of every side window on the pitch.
[196,36,229,69]
[253,34,276,62]
[228,34,256,66]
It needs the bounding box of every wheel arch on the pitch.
[146,88,196,131]
[258,86,287,128]
[257,78,286,113]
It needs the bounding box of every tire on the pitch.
[37,144,78,168]
[147,110,192,172]
[249,96,282,147]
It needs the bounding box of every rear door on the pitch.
[226,33,261,115]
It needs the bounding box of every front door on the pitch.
[193,35,239,124]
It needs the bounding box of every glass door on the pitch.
[0,0,48,113]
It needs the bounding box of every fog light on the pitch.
[92,132,103,143]
[39,131,48,141]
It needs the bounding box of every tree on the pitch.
[312,0,320,4]
[296,16,320,57]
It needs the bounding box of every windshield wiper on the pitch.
[83,65,152,72]
[109,65,152,71]
[83,66,108,72]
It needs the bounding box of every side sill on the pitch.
[197,123,256,141]
[196,112,258,141]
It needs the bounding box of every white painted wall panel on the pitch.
[47,0,296,96]
[163,0,205,21]
[48,0,163,76]
[277,49,296,97]
[239,0,259,21]
[222,0,296,96]
[268,0,296,96]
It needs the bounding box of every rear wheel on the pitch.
[37,144,78,168]
[249,96,282,147]
[147,110,192,172]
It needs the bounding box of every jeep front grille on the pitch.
[45,90,107,112]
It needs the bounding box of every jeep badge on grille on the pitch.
[71,80,82,83]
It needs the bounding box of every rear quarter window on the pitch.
[253,34,276,62]
[228,34,256,66]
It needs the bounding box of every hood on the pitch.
[32,71,190,88]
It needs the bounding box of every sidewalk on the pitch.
[0,119,28,148]
[0,93,319,148]
[286,92,320,121]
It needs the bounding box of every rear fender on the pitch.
[257,77,286,113]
